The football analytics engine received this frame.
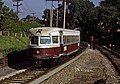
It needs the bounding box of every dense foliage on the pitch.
[0,0,18,31]
[73,0,120,35]
[0,0,44,32]
[43,0,120,41]
[10,21,44,32]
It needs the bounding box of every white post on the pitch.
[50,0,54,27]
[63,0,66,29]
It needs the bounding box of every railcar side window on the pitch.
[31,36,38,45]
[52,36,58,43]
[40,36,51,44]
[63,36,79,44]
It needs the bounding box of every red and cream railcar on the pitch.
[29,27,80,62]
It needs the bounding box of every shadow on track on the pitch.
[7,49,33,70]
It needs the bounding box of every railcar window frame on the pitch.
[30,36,38,45]
[52,36,58,44]
[40,36,51,44]
[63,35,80,44]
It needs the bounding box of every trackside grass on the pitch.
[0,36,28,57]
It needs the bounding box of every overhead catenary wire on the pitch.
[22,0,35,13]
[3,0,63,19]
[20,0,46,19]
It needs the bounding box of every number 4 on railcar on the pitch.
[29,27,80,64]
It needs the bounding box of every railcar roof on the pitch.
[29,27,79,32]
[29,27,80,36]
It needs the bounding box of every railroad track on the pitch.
[95,45,120,75]
[0,42,88,84]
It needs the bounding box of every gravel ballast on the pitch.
[41,49,119,84]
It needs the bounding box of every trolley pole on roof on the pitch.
[63,0,66,29]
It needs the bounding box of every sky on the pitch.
[2,0,101,19]
[90,0,101,6]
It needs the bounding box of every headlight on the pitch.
[36,51,40,54]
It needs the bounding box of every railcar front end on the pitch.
[29,36,61,60]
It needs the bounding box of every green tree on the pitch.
[99,0,120,33]
[73,0,97,32]
[0,0,18,31]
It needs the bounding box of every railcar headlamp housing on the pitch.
[36,51,40,54]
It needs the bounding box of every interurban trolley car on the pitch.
[29,27,80,64]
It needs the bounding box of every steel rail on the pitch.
[95,45,120,75]
[0,42,88,84]
[30,42,88,84]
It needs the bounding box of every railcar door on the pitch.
[59,31,63,54]
[52,36,59,56]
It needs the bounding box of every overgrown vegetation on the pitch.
[0,0,44,56]
[0,36,28,56]
[0,0,44,32]
[10,21,44,32]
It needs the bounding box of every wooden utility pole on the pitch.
[13,0,22,16]
[46,0,63,27]
[56,0,59,27]
[31,12,36,22]
[63,0,66,29]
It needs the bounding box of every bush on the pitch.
[10,21,44,33]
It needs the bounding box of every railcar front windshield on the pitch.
[40,36,51,44]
